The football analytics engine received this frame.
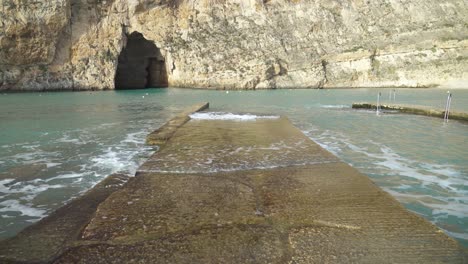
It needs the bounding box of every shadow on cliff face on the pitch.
[115,32,168,89]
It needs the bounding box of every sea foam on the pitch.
[190,112,280,121]
[0,200,46,218]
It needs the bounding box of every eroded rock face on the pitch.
[114,31,167,89]
[0,0,467,91]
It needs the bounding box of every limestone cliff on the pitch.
[0,0,467,91]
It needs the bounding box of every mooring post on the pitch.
[444,92,452,122]
[393,89,396,102]
[377,92,381,115]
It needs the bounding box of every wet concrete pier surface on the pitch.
[146,102,209,147]
[352,102,468,122]
[1,107,467,263]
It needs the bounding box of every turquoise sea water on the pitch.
[0,88,467,247]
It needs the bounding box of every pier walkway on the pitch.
[1,103,466,263]
[352,102,468,122]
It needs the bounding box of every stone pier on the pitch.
[0,103,466,263]
[352,103,468,122]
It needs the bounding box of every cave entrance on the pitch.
[115,32,168,89]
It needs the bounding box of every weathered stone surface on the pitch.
[56,226,286,264]
[0,0,467,90]
[53,165,467,262]
[142,116,339,173]
[0,1,70,66]
[81,172,263,242]
[146,102,209,146]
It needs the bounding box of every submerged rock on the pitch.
[0,0,467,91]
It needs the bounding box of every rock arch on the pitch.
[114,32,168,89]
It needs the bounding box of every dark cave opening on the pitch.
[115,32,168,89]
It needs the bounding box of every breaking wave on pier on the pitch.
[190,112,280,121]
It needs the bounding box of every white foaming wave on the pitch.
[302,127,468,246]
[388,190,468,243]
[420,163,461,178]
[0,183,65,197]
[428,201,468,219]
[366,146,468,191]
[140,160,339,174]
[89,145,153,176]
[73,126,155,184]
[145,138,337,174]
[312,132,467,192]
[304,129,347,156]
[303,128,468,217]
[346,145,467,196]
[190,112,280,121]
[385,190,437,201]
[121,131,147,145]
[1,142,38,149]
[0,200,46,219]
[443,230,468,241]
[0,179,14,185]
[9,151,61,164]
[305,128,467,189]
[100,122,123,128]
[258,140,301,151]
[0,120,160,239]
[349,145,468,240]
[45,172,88,182]
[46,162,61,168]
[56,134,83,144]
[319,104,349,109]
[0,177,66,205]
[385,189,468,219]
[91,148,132,174]
[20,144,41,150]
[313,138,342,155]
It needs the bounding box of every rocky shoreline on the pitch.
[1,0,467,91]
